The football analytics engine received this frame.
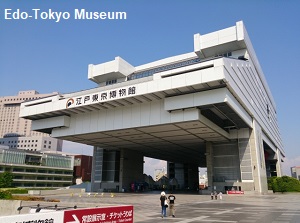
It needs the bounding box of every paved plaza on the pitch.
[40,191,300,223]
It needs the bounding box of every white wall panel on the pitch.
[171,73,186,89]
[218,27,236,45]
[137,82,148,95]
[32,116,70,131]
[147,80,159,92]
[122,106,133,129]
[105,109,114,130]
[90,111,99,132]
[157,76,172,91]
[82,112,91,133]
[149,101,161,125]
[97,110,107,131]
[185,70,202,86]
[36,104,45,115]
[183,108,199,121]
[193,89,226,106]
[140,103,151,126]
[165,94,194,110]
[113,107,123,129]
[66,114,76,136]
[131,104,141,128]
[73,114,82,134]
[160,103,171,124]
[201,67,224,83]
[170,110,184,122]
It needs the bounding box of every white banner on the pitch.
[0,210,64,223]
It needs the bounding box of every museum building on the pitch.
[20,21,284,194]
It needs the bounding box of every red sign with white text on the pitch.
[227,190,244,194]
[64,206,133,223]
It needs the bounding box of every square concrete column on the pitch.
[205,142,213,191]
[276,148,283,177]
[249,120,268,194]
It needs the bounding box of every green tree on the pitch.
[276,177,288,193]
[268,176,278,192]
[0,171,13,188]
[268,176,300,193]
[281,175,300,192]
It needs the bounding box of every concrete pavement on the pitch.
[37,191,300,223]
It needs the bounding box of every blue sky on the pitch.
[1,0,299,176]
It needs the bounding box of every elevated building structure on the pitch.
[20,21,284,194]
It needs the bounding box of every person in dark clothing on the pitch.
[160,191,167,218]
[168,193,176,217]
[214,191,218,200]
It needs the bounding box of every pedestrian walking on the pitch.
[160,191,167,218]
[210,192,214,200]
[214,191,218,200]
[168,193,176,217]
[218,191,223,200]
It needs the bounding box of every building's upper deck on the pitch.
[19,21,284,156]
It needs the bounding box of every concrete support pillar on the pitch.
[187,164,199,190]
[205,142,214,191]
[168,162,198,190]
[276,148,282,177]
[119,149,125,192]
[119,149,144,192]
[249,120,268,194]
[91,146,103,192]
[236,128,255,191]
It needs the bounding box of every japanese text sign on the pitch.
[64,206,133,223]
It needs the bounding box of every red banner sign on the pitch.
[227,190,244,194]
[64,206,133,223]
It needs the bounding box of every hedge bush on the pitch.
[268,176,300,192]
[6,188,28,194]
[0,190,12,199]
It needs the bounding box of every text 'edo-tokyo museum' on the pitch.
[20,21,284,194]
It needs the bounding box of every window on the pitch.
[106,79,117,86]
